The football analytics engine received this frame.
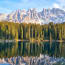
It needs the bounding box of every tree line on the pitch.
[0,21,65,41]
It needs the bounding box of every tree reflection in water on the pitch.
[0,41,65,58]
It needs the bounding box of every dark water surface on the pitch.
[0,41,65,58]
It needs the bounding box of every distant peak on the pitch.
[16,9,21,12]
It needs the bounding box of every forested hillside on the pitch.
[0,21,65,41]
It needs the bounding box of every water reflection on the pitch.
[0,41,65,58]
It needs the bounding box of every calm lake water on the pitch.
[0,41,65,58]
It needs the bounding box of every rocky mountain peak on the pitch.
[0,8,65,24]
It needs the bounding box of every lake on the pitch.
[0,41,65,65]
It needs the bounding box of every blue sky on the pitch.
[0,0,65,13]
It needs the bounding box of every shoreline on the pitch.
[0,39,65,43]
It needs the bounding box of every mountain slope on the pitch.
[0,8,65,24]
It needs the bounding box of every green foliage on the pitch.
[0,21,65,40]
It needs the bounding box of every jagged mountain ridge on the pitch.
[0,8,65,24]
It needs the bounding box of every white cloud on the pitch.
[57,0,65,3]
[52,2,65,11]
[53,3,60,8]
[57,0,65,8]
